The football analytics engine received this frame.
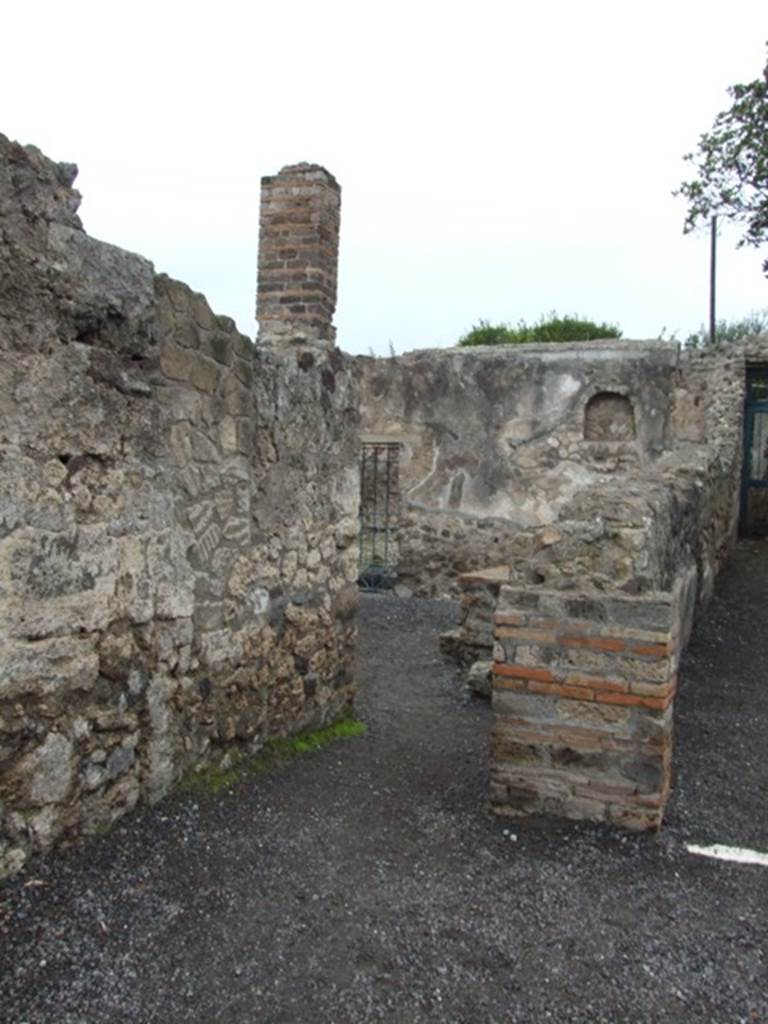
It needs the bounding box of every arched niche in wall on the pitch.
[584,391,636,441]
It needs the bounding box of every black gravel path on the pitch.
[1,542,767,1023]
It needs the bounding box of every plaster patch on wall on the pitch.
[500,373,581,451]
[555,373,581,403]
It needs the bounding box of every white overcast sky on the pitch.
[2,0,767,354]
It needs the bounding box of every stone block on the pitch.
[16,732,75,808]
[160,342,194,383]
[0,636,99,699]
[492,689,557,721]
[466,659,492,698]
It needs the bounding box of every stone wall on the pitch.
[435,337,748,691]
[667,344,747,598]
[360,342,683,596]
[359,339,758,602]
[0,136,359,879]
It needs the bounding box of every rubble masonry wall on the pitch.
[0,136,360,879]
[360,335,759,828]
[359,341,745,598]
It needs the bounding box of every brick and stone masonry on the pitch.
[256,163,341,347]
[490,572,696,830]
[0,136,359,880]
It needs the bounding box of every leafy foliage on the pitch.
[458,312,622,347]
[676,47,768,274]
[685,308,768,348]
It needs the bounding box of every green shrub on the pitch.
[458,312,622,347]
[686,309,768,348]
[456,320,514,346]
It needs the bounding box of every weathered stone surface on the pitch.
[359,342,682,595]
[19,732,75,807]
[358,336,755,603]
[466,659,492,698]
[0,636,99,699]
[0,135,361,878]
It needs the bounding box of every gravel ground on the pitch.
[1,541,767,1023]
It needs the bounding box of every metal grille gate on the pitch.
[358,442,400,589]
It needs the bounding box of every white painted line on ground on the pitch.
[686,842,768,867]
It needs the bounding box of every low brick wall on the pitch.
[490,572,695,830]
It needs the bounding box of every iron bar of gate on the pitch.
[383,444,391,568]
[360,444,370,577]
[372,444,379,566]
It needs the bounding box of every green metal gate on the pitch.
[740,367,768,535]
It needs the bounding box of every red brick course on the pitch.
[491,587,682,831]
[492,662,676,709]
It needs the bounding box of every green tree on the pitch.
[458,312,622,347]
[676,46,768,274]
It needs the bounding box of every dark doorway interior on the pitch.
[740,366,768,535]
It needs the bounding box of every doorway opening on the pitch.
[358,441,401,589]
[740,366,768,535]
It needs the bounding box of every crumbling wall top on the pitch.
[260,163,340,190]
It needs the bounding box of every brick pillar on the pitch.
[256,163,341,347]
[489,579,692,831]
